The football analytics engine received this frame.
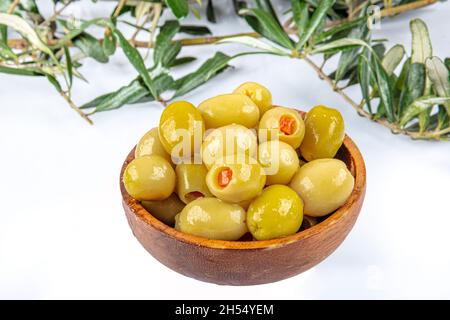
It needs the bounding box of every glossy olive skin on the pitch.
[289,159,354,217]
[198,94,260,129]
[176,163,212,204]
[159,101,205,159]
[201,124,257,169]
[258,107,305,149]
[233,82,273,117]
[175,197,248,240]
[205,155,266,203]
[141,193,185,226]
[258,140,299,185]
[300,105,345,161]
[123,155,176,201]
[135,127,171,162]
[247,185,303,241]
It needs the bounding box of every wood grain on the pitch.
[120,111,366,286]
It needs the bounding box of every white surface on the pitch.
[1,2,450,300]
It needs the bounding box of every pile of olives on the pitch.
[123,82,355,241]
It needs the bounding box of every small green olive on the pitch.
[159,101,205,159]
[258,140,299,185]
[289,158,354,217]
[205,155,266,203]
[300,105,345,161]
[198,94,260,129]
[141,193,185,226]
[135,127,171,162]
[201,124,257,169]
[175,163,212,204]
[175,197,248,240]
[247,185,303,241]
[258,107,305,149]
[123,155,176,201]
[233,82,273,117]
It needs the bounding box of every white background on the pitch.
[1,1,450,299]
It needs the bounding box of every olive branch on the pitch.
[1,0,448,141]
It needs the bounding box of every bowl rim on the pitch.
[120,111,366,251]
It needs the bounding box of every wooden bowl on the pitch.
[120,111,366,286]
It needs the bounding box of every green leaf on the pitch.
[179,25,211,35]
[169,56,197,68]
[334,20,368,82]
[102,31,117,56]
[46,74,62,93]
[437,105,449,130]
[445,58,450,73]
[82,79,152,113]
[296,0,335,50]
[241,8,294,49]
[63,46,73,88]
[113,28,158,100]
[399,63,426,117]
[310,38,371,55]
[426,56,450,116]
[206,0,216,23]
[400,96,450,127]
[217,36,290,56]
[358,49,374,114]
[154,20,181,67]
[0,65,44,76]
[173,52,231,98]
[373,56,395,122]
[0,13,53,57]
[73,32,109,63]
[382,44,405,76]
[57,18,109,47]
[291,0,309,40]
[313,17,364,44]
[410,19,432,64]
[165,0,189,19]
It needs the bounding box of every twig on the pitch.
[113,0,127,18]
[41,0,73,26]
[7,0,20,14]
[60,91,93,125]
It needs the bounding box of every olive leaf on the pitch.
[240,8,294,49]
[206,0,216,23]
[112,28,158,101]
[73,32,109,63]
[165,0,189,19]
[410,19,432,64]
[426,56,450,116]
[173,52,232,98]
[382,45,405,76]
[0,65,44,76]
[154,20,181,68]
[398,63,426,118]
[372,56,395,122]
[296,0,336,50]
[310,38,371,55]
[358,49,375,114]
[400,96,450,127]
[291,0,309,40]
[216,36,290,56]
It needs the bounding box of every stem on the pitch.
[113,0,127,18]
[60,91,93,125]
[7,0,20,14]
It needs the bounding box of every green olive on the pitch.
[135,127,171,162]
[175,197,248,240]
[175,163,212,204]
[205,155,266,203]
[159,101,205,159]
[201,124,257,169]
[198,94,260,129]
[258,140,299,185]
[141,193,185,226]
[247,185,303,241]
[300,105,345,161]
[289,159,354,217]
[123,155,176,201]
[233,82,273,117]
[258,107,305,149]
